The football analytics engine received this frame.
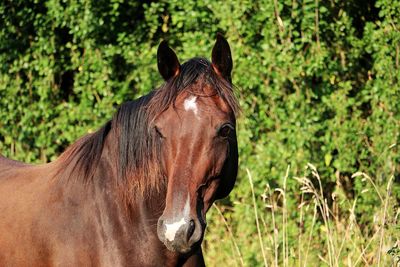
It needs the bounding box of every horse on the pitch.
[0,34,239,267]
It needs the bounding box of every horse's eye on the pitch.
[218,124,233,138]
[155,127,164,139]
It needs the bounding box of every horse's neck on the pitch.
[48,134,173,264]
[89,153,169,263]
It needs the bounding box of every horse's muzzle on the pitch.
[157,215,204,254]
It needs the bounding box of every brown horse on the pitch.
[0,34,239,267]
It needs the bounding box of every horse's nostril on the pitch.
[187,219,195,241]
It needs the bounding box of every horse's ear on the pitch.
[211,33,233,82]
[157,40,181,81]
[215,132,238,200]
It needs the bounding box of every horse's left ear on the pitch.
[157,40,181,81]
[211,33,233,82]
[215,132,238,199]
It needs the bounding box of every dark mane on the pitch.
[56,57,239,196]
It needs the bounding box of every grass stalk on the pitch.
[247,168,268,267]
[377,175,394,266]
[213,203,245,267]
[282,165,290,267]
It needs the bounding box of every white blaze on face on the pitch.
[164,195,191,242]
[183,96,198,116]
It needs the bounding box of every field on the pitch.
[1,0,399,266]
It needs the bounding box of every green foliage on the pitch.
[0,0,399,265]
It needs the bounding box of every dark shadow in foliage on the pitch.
[344,0,380,38]
[89,0,153,46]
[58,70,75,102]
[53,26,78,103]
[0,1,47,65]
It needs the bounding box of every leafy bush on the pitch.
[1,0,399,265]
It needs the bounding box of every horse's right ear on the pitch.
[211,33,232,82]
[157,41,181,81]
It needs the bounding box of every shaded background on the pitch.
[0,0,399,265]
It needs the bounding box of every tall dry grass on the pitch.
[204,164,399,266]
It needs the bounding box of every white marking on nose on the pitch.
[164,195,191,242]
[184,96,198,116]
[165,217,186,242]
